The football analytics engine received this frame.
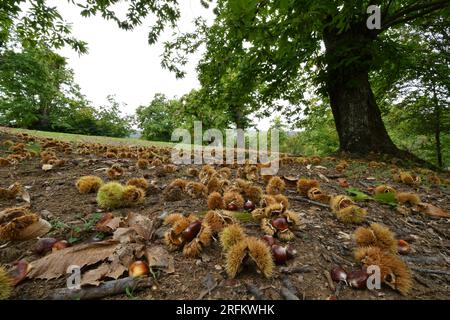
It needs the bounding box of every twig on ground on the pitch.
[197,280,220,300]
[323,269,335,292]
[280,287,299,300]
[411,267,450,276]
[245,283,267,300]
[46,276,153,300]
[280,265,312,274]
[287,195,329,208]
[404,255,446,265]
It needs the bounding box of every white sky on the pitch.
[51,0,275,130]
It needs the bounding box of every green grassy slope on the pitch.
[1,127,173,147]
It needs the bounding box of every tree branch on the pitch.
[382,0,395,19]
[382,0,450,31]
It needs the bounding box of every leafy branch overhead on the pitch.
[163,0,449,156]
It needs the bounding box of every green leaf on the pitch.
[68,237,80,244]
[373,192,397,207]
[279,0,291,12]
[125,287,135,299]
[345,188,372,201]
[231,211,254,222]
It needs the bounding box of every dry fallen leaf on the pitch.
[127,212,155,241]
[21,189,31,203]
[115,243,145,268]
[145,245,175,274]
[28,240,120,280]
[9,260,32,286]
[96,213,122,233]
[337,178,349,188]
[42,164,53,171]
[317,173,329,183]
[417,203,450,218]
[80,242,142,286]
[81,263,110,287]
[113,227,138,243]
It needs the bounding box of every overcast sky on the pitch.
[51,0,277,130]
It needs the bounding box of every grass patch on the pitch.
[2,127,173,147]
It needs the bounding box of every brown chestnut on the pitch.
[397,239,410,255]
[330,266,347,283]
[347,270,368,289]
[129,261,149,277]
[143,173,151,179]
[271,245,288,265]
[34,238,58,255]
[244,200,255,212]
[271,217,289,231]
[286,245,297,259]
[52,240,69,252]
[181,220,202,242]
[226,202,239,211]
[262,235,276,246]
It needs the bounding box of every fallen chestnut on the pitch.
[347,270,368,290]
[271,217,289,231]
[271,245,288,265]
[52,240,69,252]
[330,266,347,283]
[226,202,239,211]
[129,261,149,277]
[181,220,202,242]
[397,239,410,255]
[34,237,58,255]
[244,200,255,212]
[262,235,276,246]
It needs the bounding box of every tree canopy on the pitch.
[164,0,450,157]
[1,0,449,165]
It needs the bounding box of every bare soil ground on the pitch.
[1,129,449,300]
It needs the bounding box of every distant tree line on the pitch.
[0,44,133,138]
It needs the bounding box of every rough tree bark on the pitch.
[323,25,399,155]
[37,105,51,131]
[432,88,442,167]
[229,104,246,129]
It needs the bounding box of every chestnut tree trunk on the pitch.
[323,26,399,155]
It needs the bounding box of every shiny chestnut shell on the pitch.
[34,238,58,255]
[226,202,239,211]
[347,270,369,289]
[52,240,69,252]
[181,220,202,242]
[244,200,255,212]
[397,239,410,255]
[129,261,149,277]
[271,217,289,231]
[330,266,347,283]
[262,235,276,246]
[271,245,288,265]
